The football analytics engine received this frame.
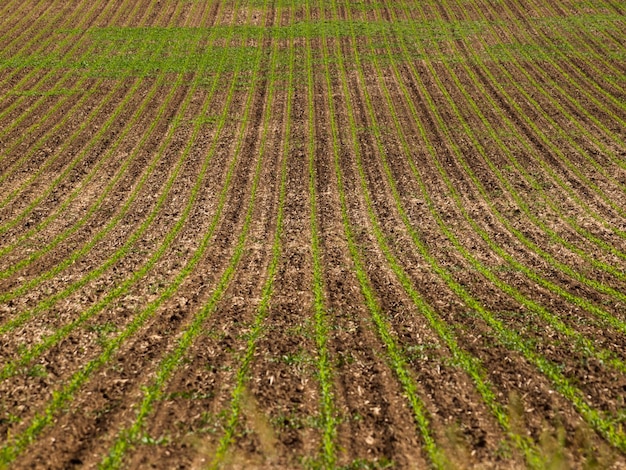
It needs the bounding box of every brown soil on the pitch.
[1,0,626,468]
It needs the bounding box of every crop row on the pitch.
[0,0,624,467]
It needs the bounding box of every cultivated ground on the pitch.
[0,0,625,468]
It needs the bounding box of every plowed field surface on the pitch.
[1,0,626,468]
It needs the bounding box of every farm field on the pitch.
[0,0,625,467]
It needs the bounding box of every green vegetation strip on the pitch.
[99,11,271,469]
[306,1,337,464]
[2,18,481,75]
[0,5,256,466]
[0,0,238,369]
[210,10,293,467]
[390,0,626,336]
[383,0,626,452]
[2,12,623,78]
[320,2,445,466]
[0,2,215,266]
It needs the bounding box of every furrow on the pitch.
[97,9,274,467]
[382,0,626,454]
[318,2,448,466]
[210,7,292,466]
[0,0,236,368]
[389,0,626,334]
[0,4,254,465]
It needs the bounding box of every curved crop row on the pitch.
[98,3,276,467]
[209,17,294,466]
[317,1,449,466]
[0,1,257,464]
[0,0,237,373]
[0,0,624,467]
[392,0,626,333]
[373,0,626,455]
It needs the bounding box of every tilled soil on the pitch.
[1,0,626,468]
